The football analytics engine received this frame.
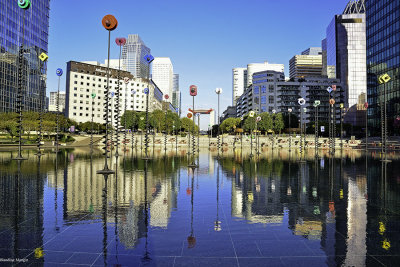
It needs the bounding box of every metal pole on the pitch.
[217,94,220,154]
[365,105,368,152]
[197,114,200,153]
[384,82,387,159]
[315,106,318,156]
[115,44,122,157]
[340,106,343,149]
[98,30,114,174]
[289,111,291,152]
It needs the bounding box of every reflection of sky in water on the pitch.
[0,149,399,266]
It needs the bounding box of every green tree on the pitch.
[243,116,256,133]
[220,117,241,133]
[259,112,273,132]
[121,110,138,130]
[150,110,164,132]
[180,117,199,133]
[273,113,285,134]
[137,112,147,130]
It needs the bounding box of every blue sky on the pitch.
[46,0,348,129]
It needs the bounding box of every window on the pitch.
[254,86,259,94]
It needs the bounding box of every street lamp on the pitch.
[215,88,222,155]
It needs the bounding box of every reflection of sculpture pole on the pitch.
[101,174,109,266]
[98,14,118,174]
[187,167,196,248]
[215,162,221,231]
[365,102,368,152]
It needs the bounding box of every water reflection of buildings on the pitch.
[0,164,46,263]
[221,155,400,265]
[59,155,179,248]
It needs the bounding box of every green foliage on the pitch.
[78,121,105,133]
[180,117,199,133]
[259,112,273,132]
[150,109,164,132]
[121,110,137,130]
[243,116,256,132]
[220,118,241,133]
[273,113,285,133]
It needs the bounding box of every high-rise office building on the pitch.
[366,0,400,134]
[326,0,367,126]
[232,68,247,106]
[152,57,173,103]
[289,48,323,79]
[122,34,151,79]
[172,74,180,114]
[0,0,50,112]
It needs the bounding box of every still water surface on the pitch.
[0,148,399,266]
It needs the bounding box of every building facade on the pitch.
[246,61,285,87]
[289,54,323,79]
[232,68,247,106]
[49,91,66,113]
[65,61,163,125]
[122,34,151,79]
[172,74,180,115]
[326,0,367,126]
[0,0,50,112]
[152,57,173,103]
[366,0,400,134]
[236,71,343,125]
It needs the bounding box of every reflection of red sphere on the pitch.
[187,236,196,248]
[364,102,369,109]
[186,188,191,195]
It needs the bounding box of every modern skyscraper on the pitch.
[289,48,323,79]
[152,57,173,103]
[172,74,180,113]
[366,0,400,134]
[326,0,366,126]
[122,34,151,79]
[0,0,50,112]
[232,68,247,106]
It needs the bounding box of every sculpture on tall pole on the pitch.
[55,68,63,153]
[37,50,48,157]
[14,0,31,160]
[114,37,126,157]
[98,14,118,174]
[143,54,154,160]
[215,88,222,157]
[189,85,198,168]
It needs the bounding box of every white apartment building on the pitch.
[65,61,163,126]
[246,61,284,87]
[232,68,247,106]
[49,91,66,113]
[152,57,173,103]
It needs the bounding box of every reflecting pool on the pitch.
[0,148,399,266]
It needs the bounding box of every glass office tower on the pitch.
[0,0,50,112]
[326,0,367,127]
[122,34,151,79]
[366,0,400,134]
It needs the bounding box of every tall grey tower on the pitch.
[122,34,151,78]
[0,0,50,112]
[326,0,366,126]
